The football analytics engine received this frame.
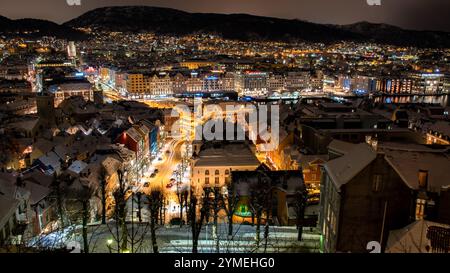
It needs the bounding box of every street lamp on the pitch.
[106,239,113,253]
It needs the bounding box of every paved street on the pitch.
[38,223,320,253]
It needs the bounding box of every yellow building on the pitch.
[180,61,217,70]
[126,73,148,94]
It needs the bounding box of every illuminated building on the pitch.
[410,72,445,94]
[337,75,351,92]
[425,121,450,145]
[377,77,413,94]
[350,75,377,94]
[191,143,260,196]
[99,67,111,82]
[222,72,236,92]
[311,71,324,91]
[202,75,221,92]
[67,41,77,60]
[172,73,186,94]
[149,74,173,96]
[238,71,268,97]
[185,76,203,93]
[34,61,74,69]
[180,60,217,70]
[48,80,94,107]
[285,71,310,91]
[125,73,173,96]
[268,74,285,92]
[126,73,147,94]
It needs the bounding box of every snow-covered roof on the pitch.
[384,149,450,191]
[296,154,328,169]
[24,182,50,205]
[0,172,16,198]
[37,151,62,175]
[33,138,54,154]
[53,144,69,160]
[327,139,356,156]
[102,156,122,176]
[68,160,88,175]
[125,127,143,142]
[195,143,259,168]
[386,220,450,253]
[7,119,39,132]
[324,143,377,191]
[0,195,19,228]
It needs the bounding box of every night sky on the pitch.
[1,0,449,32]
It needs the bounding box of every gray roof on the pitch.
[194,144,260,168]
[324,143,377,190]
[0,195,19,228]
[327,139,356,156]
[68,160,88,174]
[125,127,143,142]
[384,149,450,191]
[24,182,50,205]
[386,220,450,253]
[37,151,62,174]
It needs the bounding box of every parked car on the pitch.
[143,182,150,188]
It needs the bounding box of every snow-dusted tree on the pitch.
[222,178,239,238]
[189,188,210,253]
[248,174,272,248]
[147,190,163,253]
[294,187,308,241]
[110,169,130,252]
[98,166,107,225]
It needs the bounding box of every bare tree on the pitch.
[222,178,239,238]
[263,190,273,253]
[248,175,271,248]
[189,188,210,253]
[98,166,107,225]
[175,150,190,226]
[111,169,130,252]
[176,183,189,227]
[50,173,67,228]
[147,190,163,253]
[135,192,143,223]
[211,187,222,253]
[294,187,308,241]
[159,196,166,225]
[62,175,95,253]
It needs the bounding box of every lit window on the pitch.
[416,199,426,220]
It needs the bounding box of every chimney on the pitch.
[418,170,429,190]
